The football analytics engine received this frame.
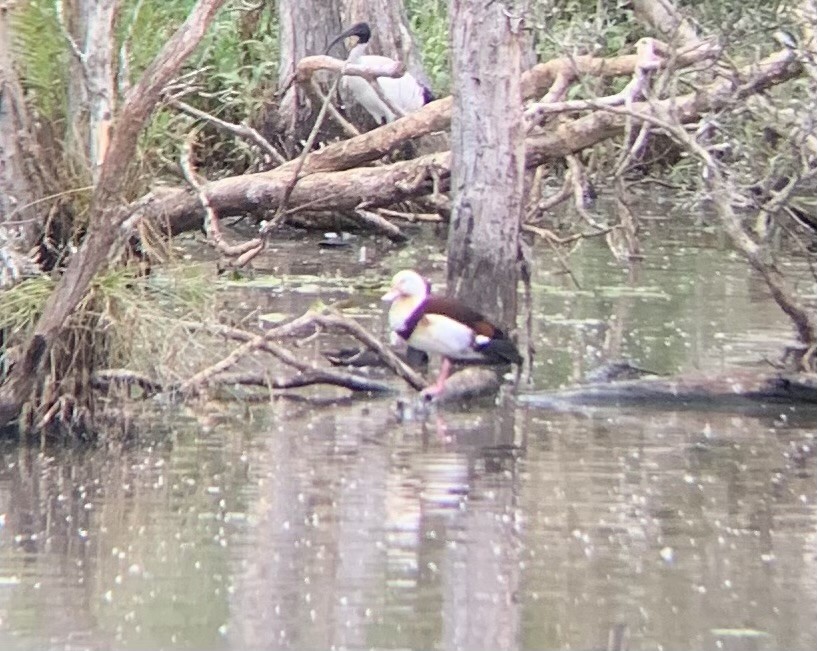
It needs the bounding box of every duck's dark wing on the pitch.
[423,296,504,338]
[425,296,522,365]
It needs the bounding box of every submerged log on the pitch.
[519,370,817,410]
[433,367,503,404]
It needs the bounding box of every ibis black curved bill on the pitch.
[325,22,371,55]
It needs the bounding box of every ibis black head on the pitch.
[325,22,371,55]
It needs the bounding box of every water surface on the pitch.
[0,225,814,650]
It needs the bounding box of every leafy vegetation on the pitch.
[406,0,450,92]
[0,266,215,390]
[9,0,805,188]
[11,0,67,119]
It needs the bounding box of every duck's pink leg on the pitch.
[421,358,452,398]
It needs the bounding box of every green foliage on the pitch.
[130,2,280,180]
[86,266,214,373]
[406,0,450,94]
[530,0,640,62]
[118,0,198,79]
[0,267,212,379]
[8,0,814,209]
[11,0,68,120]
[10,0,279,188]
[0,277,55,338]
[679,0,790,49]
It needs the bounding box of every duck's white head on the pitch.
[382,269,430,302]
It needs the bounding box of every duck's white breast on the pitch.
[405,314,479,358]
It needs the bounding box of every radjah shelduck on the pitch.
[382,270,523,397]
[325,22,434,125]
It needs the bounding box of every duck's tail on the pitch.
[475,335,523,366]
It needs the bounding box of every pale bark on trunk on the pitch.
[83,0,118,182]
[446,0,526,329]
[275,0,343,147]
[61,0,119,183]
[0,5,44,249]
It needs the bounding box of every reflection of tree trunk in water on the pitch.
[441,411,521,650]
[602,265,640,362]
[228,424,310,648]
[329,411,392,649]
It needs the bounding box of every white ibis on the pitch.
[382,270,522,397]
[325,22,434,125]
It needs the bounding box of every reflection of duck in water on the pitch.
[382,270,522,397]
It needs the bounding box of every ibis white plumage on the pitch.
[325,22,434,125]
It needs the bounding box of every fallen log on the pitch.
[518,370,817,410]
[140,49,798,237]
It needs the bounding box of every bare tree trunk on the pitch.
[59,0,119,183]
[0,5,45,250]
[83,0,118,182]
[446,0,526,329]
[342,0,430,87]
[274,0,344,150]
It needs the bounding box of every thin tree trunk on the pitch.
[83,0,118,182]
[0,5,45,249]
[446,0,526,329]
[60,0,119,182]
[274,0,343,149]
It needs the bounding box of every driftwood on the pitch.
[1,3,811,433]
[432,368,504,405]
[93,367,393,398]
[518,370,817,410]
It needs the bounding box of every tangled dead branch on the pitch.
[132,42,799,245]
[90,308,428,401]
